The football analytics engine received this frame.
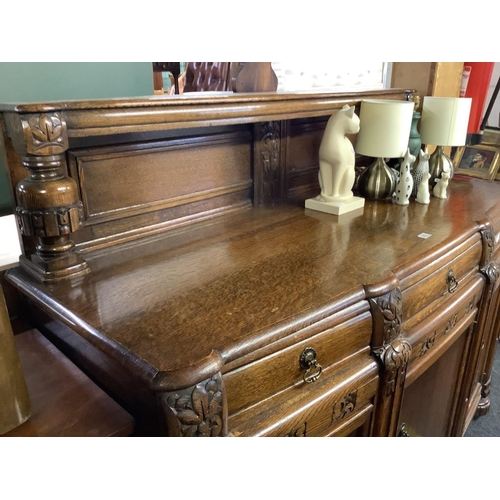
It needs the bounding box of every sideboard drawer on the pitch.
[401,237,482,325]
[404,273,485,385]
[224,311,372,416]
[228,354,378,437]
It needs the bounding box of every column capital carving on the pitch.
[5,111,68,156]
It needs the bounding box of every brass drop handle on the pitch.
[299,347,323,384]
[446,269,458,293]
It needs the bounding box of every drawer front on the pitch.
[228,355,378,437]
[404,273,484,385]
[401,238,482,325]
[224,311,372,415]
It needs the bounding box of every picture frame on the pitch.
[482,128,500,181]
[453,144,500,180]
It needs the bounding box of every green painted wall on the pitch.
[0,62,153,214]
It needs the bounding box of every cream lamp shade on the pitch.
[355,99,414,158]
[419,96,472,146]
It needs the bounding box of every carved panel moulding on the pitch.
[161,374,227,437]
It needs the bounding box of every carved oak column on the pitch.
[5,112,89,283]
[158,373,228,437]
[475,226,500,416]
[366,282,412,436]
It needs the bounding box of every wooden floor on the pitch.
[2,329,134,437]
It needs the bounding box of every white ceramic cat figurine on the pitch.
[395,148,415,206]
[433,171,450,199]
[318,104,360,202]
[416,172,431,204]
[411,148,430,197]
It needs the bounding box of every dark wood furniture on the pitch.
[152,63,182,94]
[153,62,278,94]
[1,90,499,437]
[2,329,134,437]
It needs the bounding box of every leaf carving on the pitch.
[29,114,63,144]
[166,375,224,437]
[211,415,222,436]
[177,409,201,426]
[192,385,208,418]
[383,309,395,321]
[207,390,222,418]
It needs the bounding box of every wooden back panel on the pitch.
[68,129,253,251]
[0,89,413,261]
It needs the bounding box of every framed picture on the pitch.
[453,144,500,180]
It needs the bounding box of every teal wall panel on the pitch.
[0,62,153,214]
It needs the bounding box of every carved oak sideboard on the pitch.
[1,90,499,436]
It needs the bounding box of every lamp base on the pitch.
[305,195,365,216]
[429,146,454,186]
[357,157,397,201]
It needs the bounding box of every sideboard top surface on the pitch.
[0,89,413,138]
[0,89,410,113]
[7,177,500,389]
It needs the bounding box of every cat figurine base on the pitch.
[305,104,365,216]
[305,195,365,215]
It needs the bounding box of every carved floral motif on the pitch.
[444,313,458,335]
[259,121,279,173]
[331,391,357,424]
[24,113,68,154]
[166,376,224,437]
[466,297,476,314]
[420,332,436,357]
[374,288,403,344]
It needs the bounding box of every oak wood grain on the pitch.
[6,179,500,390]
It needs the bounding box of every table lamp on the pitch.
[419,96,472,186]
[356,99,414,200]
